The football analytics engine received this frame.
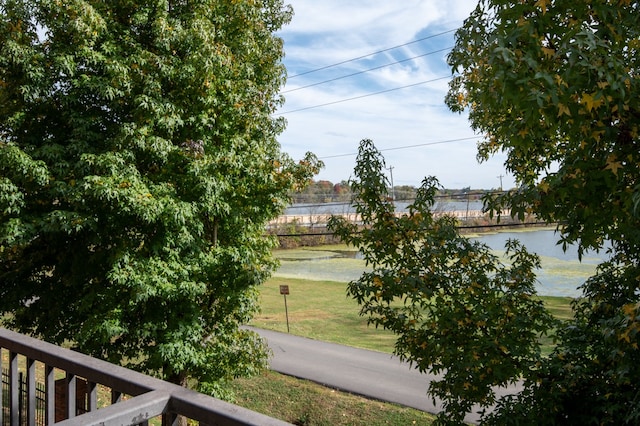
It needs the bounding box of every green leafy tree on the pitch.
[0,0,321,396]
[329,140,555,425]
[447,0,639,424]
[332,0,639,424]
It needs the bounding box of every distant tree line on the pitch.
[290,180,490,204]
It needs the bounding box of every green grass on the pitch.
[237,275,574,425]
[253,276,398,352]
[540,295,575,322]
[252,276,574,355]
[228,370,435,426]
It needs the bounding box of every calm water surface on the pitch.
[472,229,608,263]
[275,229,610,298]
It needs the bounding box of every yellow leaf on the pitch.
[619,329,631,343]
[554,74,567,87]
[535,0,550,14]
[557,103,571,117]
[541,46,555,58]
[538,180,550,193]
[622,303,638,317]
[605,155,623,175]
[581,92,603,112]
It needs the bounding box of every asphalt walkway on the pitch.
[249,327,516,424]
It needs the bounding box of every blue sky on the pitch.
[275,1,516,190]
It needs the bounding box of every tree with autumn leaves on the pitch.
[331,1,639,424]
[0,0,320,397]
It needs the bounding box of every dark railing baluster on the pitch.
[36,381,45,426]
[0,350,3,426]
[112,389,122,404]
[162,411,178,426]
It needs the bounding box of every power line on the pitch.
[288,29,457,79]
[274,75,450,116]
[318,136,479,159]
[281,47,453,94]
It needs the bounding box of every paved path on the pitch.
[249,327,513,424]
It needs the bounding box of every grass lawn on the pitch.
[251,276,574,355]
[228,370,435,426]
[252,276,397,353]
[232,275,574,425]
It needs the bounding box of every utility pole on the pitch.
[386,166,395,201]
[465,189,470,221]
[497,174,504,191]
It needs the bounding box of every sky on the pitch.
[275,1,516,190]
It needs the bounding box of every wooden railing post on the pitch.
[45,364,55,425]
[10,351,19,426]
[28,357,36,426]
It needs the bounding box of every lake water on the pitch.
[472,229,608,263]
[274,228,610,298]
[472,229,609,297]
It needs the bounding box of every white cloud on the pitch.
[277,0,515,190]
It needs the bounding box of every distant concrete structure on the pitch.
[269,209,500,227]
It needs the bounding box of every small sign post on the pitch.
[279,285,290,333]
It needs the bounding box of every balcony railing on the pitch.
[0,327,290,425]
